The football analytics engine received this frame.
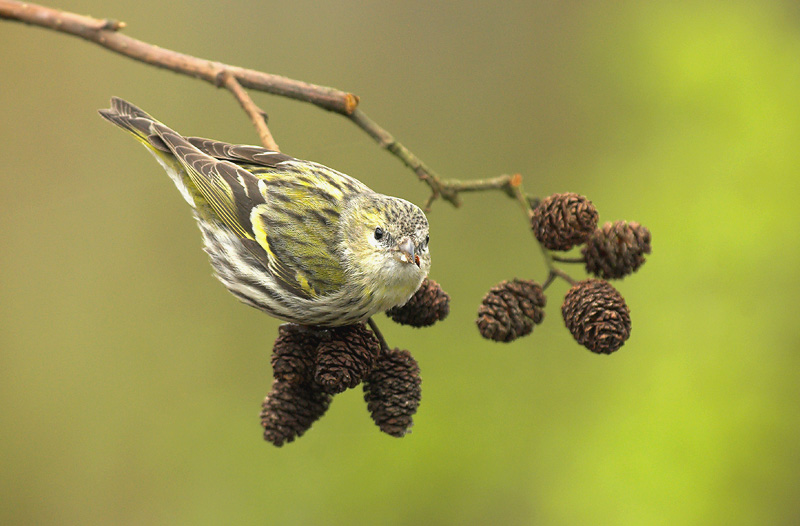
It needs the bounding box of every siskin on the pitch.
[99,98,430,327]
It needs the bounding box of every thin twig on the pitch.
[554,268,576,286]
[218,71,280,151]
[551,255,585,264]
[348,108,458,209]
[367,318,390,353]
[542,271,558,291]
[542,268,576,291]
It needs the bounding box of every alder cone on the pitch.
[476,279,546,342]
[363,348,422,437]
[261,379,332,447]
[562,279,631,354]
[531,193,598,251]
[386,278,450,327]
[271,324,319,384]
[583,221,651,279]
[314,324,380,394]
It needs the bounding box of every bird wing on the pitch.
[249,203,345,298]
[186,137,295,167]
[154,125,347,299]
[185,137,371,195]
[153,124,262,239]
[249,162,353,298]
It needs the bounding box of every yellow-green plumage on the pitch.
[99,97,431,326]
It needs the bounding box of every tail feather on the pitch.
[98,97,171,152]
[99,97,198,207]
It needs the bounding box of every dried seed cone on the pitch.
[363,348,422,437]
[314,324,380,394]
[386,278,450,327]
[271,324,319,384]
[476,279,546,342]
[260,379,332,447]
[531,193,599,250]
[562,279,631,354]
[583,221,652,279]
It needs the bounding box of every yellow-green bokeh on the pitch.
[2,1,799,525]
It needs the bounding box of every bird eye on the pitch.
[374,227,384,241]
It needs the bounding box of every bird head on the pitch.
[340,193,431,308]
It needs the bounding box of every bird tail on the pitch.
[98,97,174,153]
[99,97,198,207]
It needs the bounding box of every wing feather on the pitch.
[154,127,263,240]
[186,137,294,167]
[102,99,354,301]
[154,125,349,299]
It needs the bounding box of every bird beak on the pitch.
[395,237,419,267]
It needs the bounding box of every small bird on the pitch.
[99,97,430,327]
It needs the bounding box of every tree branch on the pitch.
[218,70,280,151]
[0,1,546,228]
[2,0,648,354]
[348,109,460,208]
[0,0,541,213]
[0,0,358,115]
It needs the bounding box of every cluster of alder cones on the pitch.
[476,193,651,354]
[262,192,651,446]
[261,279,450,446]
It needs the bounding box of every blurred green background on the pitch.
[2,1,799,524]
